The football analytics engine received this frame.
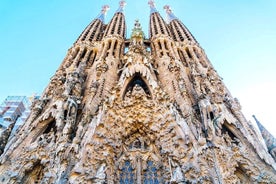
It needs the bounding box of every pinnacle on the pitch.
[116,0,127,13]
[96,5,110,22]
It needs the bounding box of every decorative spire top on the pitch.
[148,0,158,14]
[116,0,126,13]
[96,5,110,22]
[130,20,145,41]
[164,5,177,22]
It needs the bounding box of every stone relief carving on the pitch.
[0,16,276,184]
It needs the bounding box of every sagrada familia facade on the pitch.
[0,1,276,183]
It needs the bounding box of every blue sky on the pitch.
[0,0,275,136]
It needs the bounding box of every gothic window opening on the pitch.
[119,161,135,184]
[209,111,214,121]
[164,40,168,50]
[185,47,192,59]
[87,51,97,67]
[143,161,159,184]
[72,48,80,60]
[108,40,112,50]
[113,40,118,57]
[42,119,57,135]
[64,110,68,120]
[124,75,151,98]
[85,51,92,64]
[80,48,87,59]
[30,118,57,143]
[117,133,162,184]
[222,124,239,145]
[178,49,188,67]
[157,41,162,50]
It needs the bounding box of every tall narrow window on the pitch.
[72,48,80,60]
[80,48,87,59]
[120,161,135,184]
[178,49,188,67]
[143,161,159,184]
[185,47,192,59]
[113,40,118,57]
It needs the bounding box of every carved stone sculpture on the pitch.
[0,2,275,184]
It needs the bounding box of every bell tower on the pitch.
[0,1,275,183]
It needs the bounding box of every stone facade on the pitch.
[0,1,275,183]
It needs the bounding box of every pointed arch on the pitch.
[116,130,163,184]
[221,121,241,145]
[122,74,152,99]
[143,160,160,184]
[30,117,57,143]
[119,160,135,184]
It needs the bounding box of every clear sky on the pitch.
[0,0,275,136]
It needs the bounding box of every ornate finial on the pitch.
[148,0,155,8]
[148,0,157,14]
[134,19,141,29]
[119,0,126,8]
[130,19,145,42]
[117,0,126,13]
[163,5,171,14]
[163,5,177,22]
[96,5,110,22]
[101,5,110,15]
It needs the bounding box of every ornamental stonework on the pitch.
[0,1,275,183]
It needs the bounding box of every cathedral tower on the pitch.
[0,1,275,183]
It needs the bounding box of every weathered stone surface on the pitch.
[0,2,275,184]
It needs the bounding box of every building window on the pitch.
[143,161,159,184]
[120,161,135,184]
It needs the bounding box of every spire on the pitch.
[164,5,197,43]
[96,5,110,22]
[164,5,177,23]
[148,0,158,14]
[253,115,276,152]
[103,1,126,37]
[116,0,126,13]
